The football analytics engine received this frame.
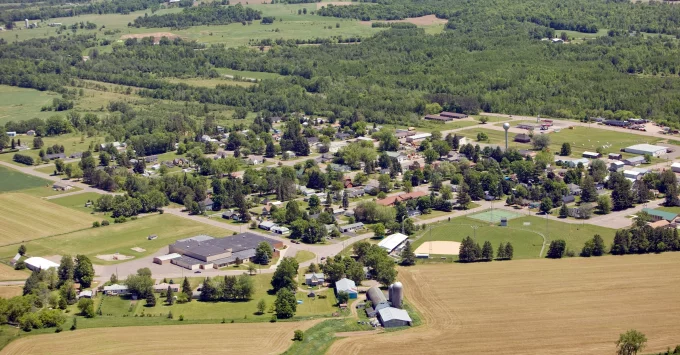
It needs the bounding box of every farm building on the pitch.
[378,307,412,328]
[514,134,531,143]
[672,162,680,173]
[24,257,59,271]
[335,278,358,299]
[424,115,452,122]
[623,156,645,166]
[153,283,180,293]
[339,222,365,233]
[642,208,678,222]
[582,151,600,159]
[103,284,129,295]
[610,161,625,171]
[271,226,290,235]
[259,221,277,231]
[378,233,409,253]
[52,181,73,191]
[406,133,432,143]
[168,233,283,269]
[623,170,643,181]
[608,153,623,160]
[440,112,468,119]
[624,144,667,157]
[305,273,325,286]
[153,253,181,265]
[365,286,391,317]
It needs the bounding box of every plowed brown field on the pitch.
[1,320,320,355]
[330,253,680,354]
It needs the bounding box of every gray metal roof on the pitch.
[378,307,412,322]
[336,278,357,293]
[171,232,280,259]
[366,286,388,305]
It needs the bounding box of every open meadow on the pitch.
[329,253,680,354]
[0,286,23,300]
[0,264,28,282]
[0,165,51,193]
[0,193,98,246]
[0,320,321,355]
[0,214,226,263]
[0,86,59,125]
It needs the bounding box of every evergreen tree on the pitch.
[255,242,273,265]
[18,244,26,256]
[559,203,569,218]
[560,142,571,156]
[504,242,514,260]
[166,286,175,305]
[182,277,193,302]
[400,241,416,266]
[265,141,276,158]
[459,236,480,262]
[580,175,597,203]
[497,242,506,260]
[74,255,94,288]
[23,269,42,295]
[481,241,494,261]
[592,234,606,256]
[200,277,215,301]
[342,191,349,209]
[57,255,75,286]
[611,173,633,211]
[146,292,156,307]
[665,182,680,207]
[457,182,471,209]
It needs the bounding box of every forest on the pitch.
[130,4,262,28]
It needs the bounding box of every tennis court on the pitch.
[468,209,524,223]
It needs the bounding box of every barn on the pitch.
[378,307,412,328]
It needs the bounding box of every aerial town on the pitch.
[2,0,680,353]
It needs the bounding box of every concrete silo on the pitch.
[391,282,403,309]
[388,284,394,303]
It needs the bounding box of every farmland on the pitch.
[0,86,59,125]
[0,264,28,282]
[48,192,106,215]
[0,320,321,355]
[329,253,680,354]
[0,132,97,165]
[0,165,51,193]
[0,214,226,263]
[0,193,99,246]
[415,215,617,259]
[0,286,23,300]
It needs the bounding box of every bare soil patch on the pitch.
[96,253,134,261]
[414,241,460,255]
[360,14,448,26]
[131,247,146,253]
[329,253,680,354]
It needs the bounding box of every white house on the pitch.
[103,284,129,295]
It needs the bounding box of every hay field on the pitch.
[0,193,98,246]
[0,286,23,299]
[330,253,680,354]
[1,320,320,355]
[0,264,28,282]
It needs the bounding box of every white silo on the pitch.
[388,284,394,303]
[25,19,29,28]
[391,282,403,309]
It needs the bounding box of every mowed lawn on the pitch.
[157,273,337,320]
[0,165,51,193]
[0,193,98,246]
[0,264,29,282]
[329,253,680,355]
[0,214,226,263]
[0,320,321,355]
[417,215,616,259]
[49,192,103,214]
[459,125,658,157]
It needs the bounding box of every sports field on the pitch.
[0,165,51,193]
[468,209,523,223]
[0,320,321,355]
[0,193,99,246]
[329,253,680,354]
[0,214,226,263]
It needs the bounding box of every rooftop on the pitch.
[642,208,678,221]
[378,233,409,252]
[170,232,281,258]
[378,307,412,322]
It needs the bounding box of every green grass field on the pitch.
[0,85,60,125]
[294,250,316,264]
[48,192,103,214]
[215,68,285,80]
[0,165,51,193]
[0,214,227,263]
[416,214,617,259]
[282,318,373,355]
[0,133,98,165]
[460,125,659,157]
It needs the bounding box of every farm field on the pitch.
[329,253,680,354]
[0,320,321,355]
[0,132,97,165]
[0,193,98,246]
[49,192,104,214]
[0,165,51,193]
[0,214,226,263]
[0,85,59,125]
[0,286,23,299]
[0,264,28,282]
[459,125,660,157]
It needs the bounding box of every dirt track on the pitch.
[329,254,680,354]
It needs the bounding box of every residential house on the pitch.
[199,198,213,211]
[335,132,351,140]
[376,191,428,206]
[364,180,379,194]
[259,221,277,231]
[26,130,36,136]
[144,155,159,163]
[385,151,407,163]
[331,164,352,173]
[271,226,290,235]
[642,208,678,222]
[103,284,129,296]
[153,283,180,293]
[567,183,582,195]
[305,273,325,286]
[339,222,364,233]
[247,155,265,165]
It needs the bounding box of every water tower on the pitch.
[503,122,510,151]
[391,282,403,309]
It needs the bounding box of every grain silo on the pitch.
[391,282,403,309]
[388,284,394,303]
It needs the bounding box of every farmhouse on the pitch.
[378,307,412,328]
[642,208,678,222]
[168,233,283,270]
[24,257,59,271]
[153,283,180,293]
[305,273,325,286]
[514,133,531,143]
[153,253,181,265]
[103,284,129,296]
[378,233,409,253]
[52,181,74,191]
[335,278,358,299]
[340,222,364,233]
[624,144,667,157]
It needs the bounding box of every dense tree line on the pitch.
[131,4,261,28]
[611,218,680,255]
[199,274,255,301]
[1,0,166,23]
